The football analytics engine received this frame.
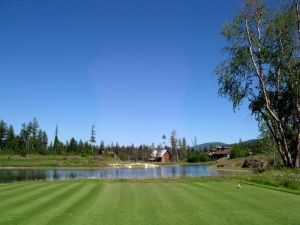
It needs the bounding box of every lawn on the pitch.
[0,155,116,168]
[0,180,299,225]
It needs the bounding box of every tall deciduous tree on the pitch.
[216,0,300,167]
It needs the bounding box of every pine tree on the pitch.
[182,137,187,160]
[162,134,166,147]
[53,125,60,155]
[99,140,105,155]
[69,137,78,154]
[90,125,96,155]
[42,131,48,149]
[37,129,47,154]
[170,130,177,161]
[19,123,29,156]
[4,125,16,154]
[0,120,7,152]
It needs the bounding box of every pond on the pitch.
[0,165,246,183]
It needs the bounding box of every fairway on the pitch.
[0,181,299,225]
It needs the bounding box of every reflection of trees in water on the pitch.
[0,169,47,183]
[0,166,249,183]
[53,170,59,180]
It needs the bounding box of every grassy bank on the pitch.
[0,179,299,225]
[0,155,120,168]
[241,168,300,191]
[0,155,212,168]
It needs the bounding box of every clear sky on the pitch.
[0,0,259,146]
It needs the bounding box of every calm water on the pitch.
[0,165,244,183]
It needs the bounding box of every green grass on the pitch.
[0,154,213,168]
[0,155,118,168]
[0,180,299,225]
[241,168,300,190]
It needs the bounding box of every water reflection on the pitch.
[0,165,245,183]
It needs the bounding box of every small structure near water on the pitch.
[149,149,172,163]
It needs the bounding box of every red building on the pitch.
[149,149,172,162]
[208,147,231,160]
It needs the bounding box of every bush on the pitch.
[198,153,209,162]
[230,145,248,159]
[187,152,199,162]
[186,150,210,162]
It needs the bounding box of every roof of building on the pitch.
[151,149,169,158]
[211,150,231,155]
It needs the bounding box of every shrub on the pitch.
[198,153,209,162]
[230,145,247,158]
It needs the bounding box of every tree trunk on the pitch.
[245,18,295,167]
[294,0,300,168]
[295,102,300,168]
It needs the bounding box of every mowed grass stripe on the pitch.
[71,183,121,225]
[0,183,81,225]
[51,184,106,225]
[212,181,300,224]
[185,182,300,225]
[32,184,101,225]
[45,184,105,225]
[0,183,63,213]
[0,182,49,201]
[129,183,165,225]
[177,182,260,225]
[1,183,89,225]
[152,182,219,225]
[0,182,34,192]
[11,183,85,225]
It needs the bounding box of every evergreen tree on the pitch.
[4,125,16,154]
[37,129,47,154]
[42,131,48,149]
[68,137,78,154]
[99,140,105,155]
[90,125,96,154]
[0,120,7,152]
[19,123,29,156]
[177,138,182,160]
[162,134,166,147]
[53,125,63,155]
[182,137,187,152]
[170,130,177,161]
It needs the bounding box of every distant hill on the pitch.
[192,139,259,150]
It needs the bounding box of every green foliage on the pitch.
[230,144,248,159]
[186,150,210,162]
[244,168,300,190]
[170,130,177,160]
[0,120,7,151]
[90,125,96,144]
[216,0,300,167]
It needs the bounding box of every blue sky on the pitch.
[0,0,258,146]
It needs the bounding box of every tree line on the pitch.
[0,119,191,161]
